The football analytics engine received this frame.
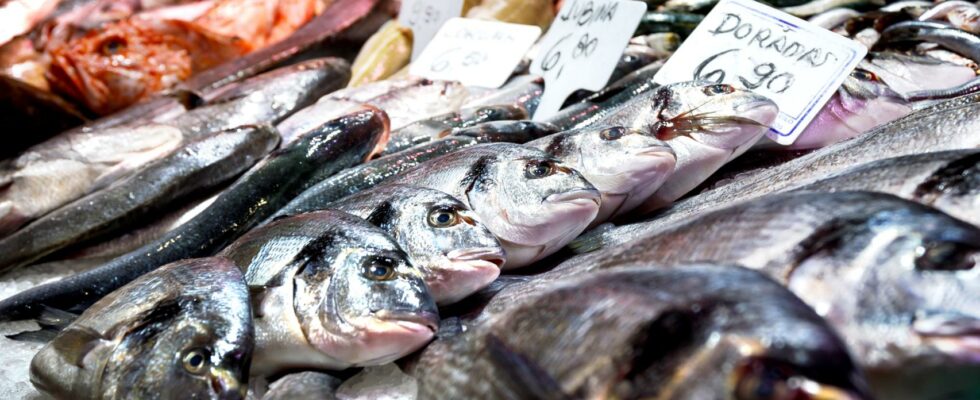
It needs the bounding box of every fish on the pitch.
[795,150,980,226]
[380,104,526,157]
[918,1,980,34]
[636,11,704,37]
[556,191,980,386]
[29,257,253,399]
[580,92,980,249]
[809,8,861,29]
[874,21,980,65]
[0,107,387,322]
[859,52,976,97]
[526,126,676,224]
[346,20,411,88]
[783,0,883,18]
[219,210,438,375]
[0,124,279,272]
[0,57,349,237]
[324,184,505,305]
[412,265,871,400]
[579,81,778,212]
[384,143,600,269]
[261,371,342,400]
[270,120,559,221]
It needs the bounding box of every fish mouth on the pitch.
[445,247,506,267]
[209,368,246,400]
[429,248,505,304]
[372,310,440,333]
[914,314,980,363]
[734,100,779,127]
[545,189,601,206]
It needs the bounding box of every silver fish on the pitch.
[260,371,341,400]
[30,257,253,399]
[0,57,350,236]
[527,126,676,224]
[326,184,505,305]
[219,210,438,376]
[413,265,871,399]
[385,143,601,269]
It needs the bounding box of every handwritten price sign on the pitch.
[531,0,648,120]
[410,18,541,88]
[654,0,866,144]
[399,0,464,60]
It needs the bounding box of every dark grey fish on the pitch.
[0,108,388,322]
[0,124,280,271]
[557,191,980,385]
[261,372,341,400]
[413,265,871,400]
[379,105,527,157]
[795,150,980,225]
[0,57,350,236]
[30,257,253,399]
[326,184,505,305]
[874,21,980,63]
[269,120,559,221]
[219,210,437,376]
[385,143,600,269]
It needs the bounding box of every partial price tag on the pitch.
[654,0,866,145]
[531,0,648,120]
[399,0,464,60]
[410,18,542,88]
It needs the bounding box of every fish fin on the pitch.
[485,334,572,400]
[567,223,616,254]
[5,328,60,343]
[51,326,105,367]
[36,306,79,331]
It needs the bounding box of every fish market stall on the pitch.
[0,0,977,398]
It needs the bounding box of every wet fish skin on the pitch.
[326,184,505,305]
[585,93,980,249]
[795,150,980,226]
[30,257,253,400]
[380,104,527,157]
[874,21,980,63]
[0,57,350,237]
[558,191,980,375]
[220,210,438,375]
[0,124,280,272]
[261,371,341,400]
[527,125,676,223]
[269,120,559,221]
[386,143,600,269]
[414,265,870,400]
[0,108,388,322]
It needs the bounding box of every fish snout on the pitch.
[210,368,246,400]
[735,99,779,127]
[545,188,602,207]
[446,247,506,267]
[374,309,440,333]
[914,311,980,362]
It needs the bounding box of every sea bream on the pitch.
[527,125,675,224]
[412,265,872,399]
[321,184,505,305]
[219,210,438,376]
[385,143,600,269]
[0,57,349,237]
[30,257,253,399]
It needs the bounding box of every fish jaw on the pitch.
[914,313,980,364]
[429,248,505,305]
[500,189,600,269]
[595,149,677,221]
[789,93,912,150]
[335,312,439,366]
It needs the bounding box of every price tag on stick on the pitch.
[531,0,648,120]
[411,18,542,88]
[653,0,866,145]
[399,0,464,61]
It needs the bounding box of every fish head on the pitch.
[644,82,778,151]
[465,145,601,268]
[787,205,980,368]
[532,126,676,219]
[290,217,438,366]
[45,19,245,115]
[30,258,253,400]
[376,186,505,305]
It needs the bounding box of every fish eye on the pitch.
[363,257,397,281]
[850,69,878,81]
[524,160,556,179]
[100,37,127,56]
[599,126,627,141]
[914,242,975,271]
[732,358,805,400]
[427,207,460,228]
[181,349,210,374]
[703,84,735,96]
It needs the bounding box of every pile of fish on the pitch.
[0,0,977,399]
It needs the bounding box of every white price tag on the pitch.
[410,18,542,88]
[654,0,866,145]
[399,0,464,61]
[530,0,648,120]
